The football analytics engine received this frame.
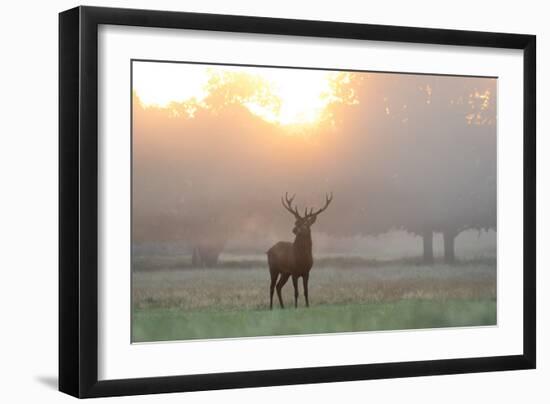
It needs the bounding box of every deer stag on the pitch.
[267,192,333,309]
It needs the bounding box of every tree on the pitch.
[132,75,278,266]
[316,72,496,264]
[382,75,496,263]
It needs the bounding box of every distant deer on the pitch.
[267,192,333,309]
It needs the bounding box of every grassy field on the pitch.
[132,257,496,342]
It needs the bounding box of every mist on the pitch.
[132,66,497,265]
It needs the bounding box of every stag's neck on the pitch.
[293,233,313,264]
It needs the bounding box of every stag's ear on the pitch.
[308,215,317,225]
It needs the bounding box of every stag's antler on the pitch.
[306,193,333,220]
[281,192,302,219]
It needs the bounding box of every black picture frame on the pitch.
[59,5,536,398]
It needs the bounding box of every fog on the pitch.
[132,65,496,264]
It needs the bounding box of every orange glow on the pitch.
[133,62,354,127]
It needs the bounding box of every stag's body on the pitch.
[268,193,332,309]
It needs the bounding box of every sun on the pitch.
[239,68,339,126]
[132,62,347,127]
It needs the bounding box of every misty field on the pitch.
[132,256,496,342]
[131,63,498,342]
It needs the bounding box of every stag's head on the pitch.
[281,192,333,236]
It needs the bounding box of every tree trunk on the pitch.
[443,230,457,264]
[191,247,200,266]
[192,243,224,267]
[422,229,434,265]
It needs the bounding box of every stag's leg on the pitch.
[276,273,290,309]
[269,272,279,310]
[292,275,299,308]
[303,273,309,308]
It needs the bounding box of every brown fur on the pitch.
[267,193,332,309]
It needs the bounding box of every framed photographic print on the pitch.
[59,6,536,398]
